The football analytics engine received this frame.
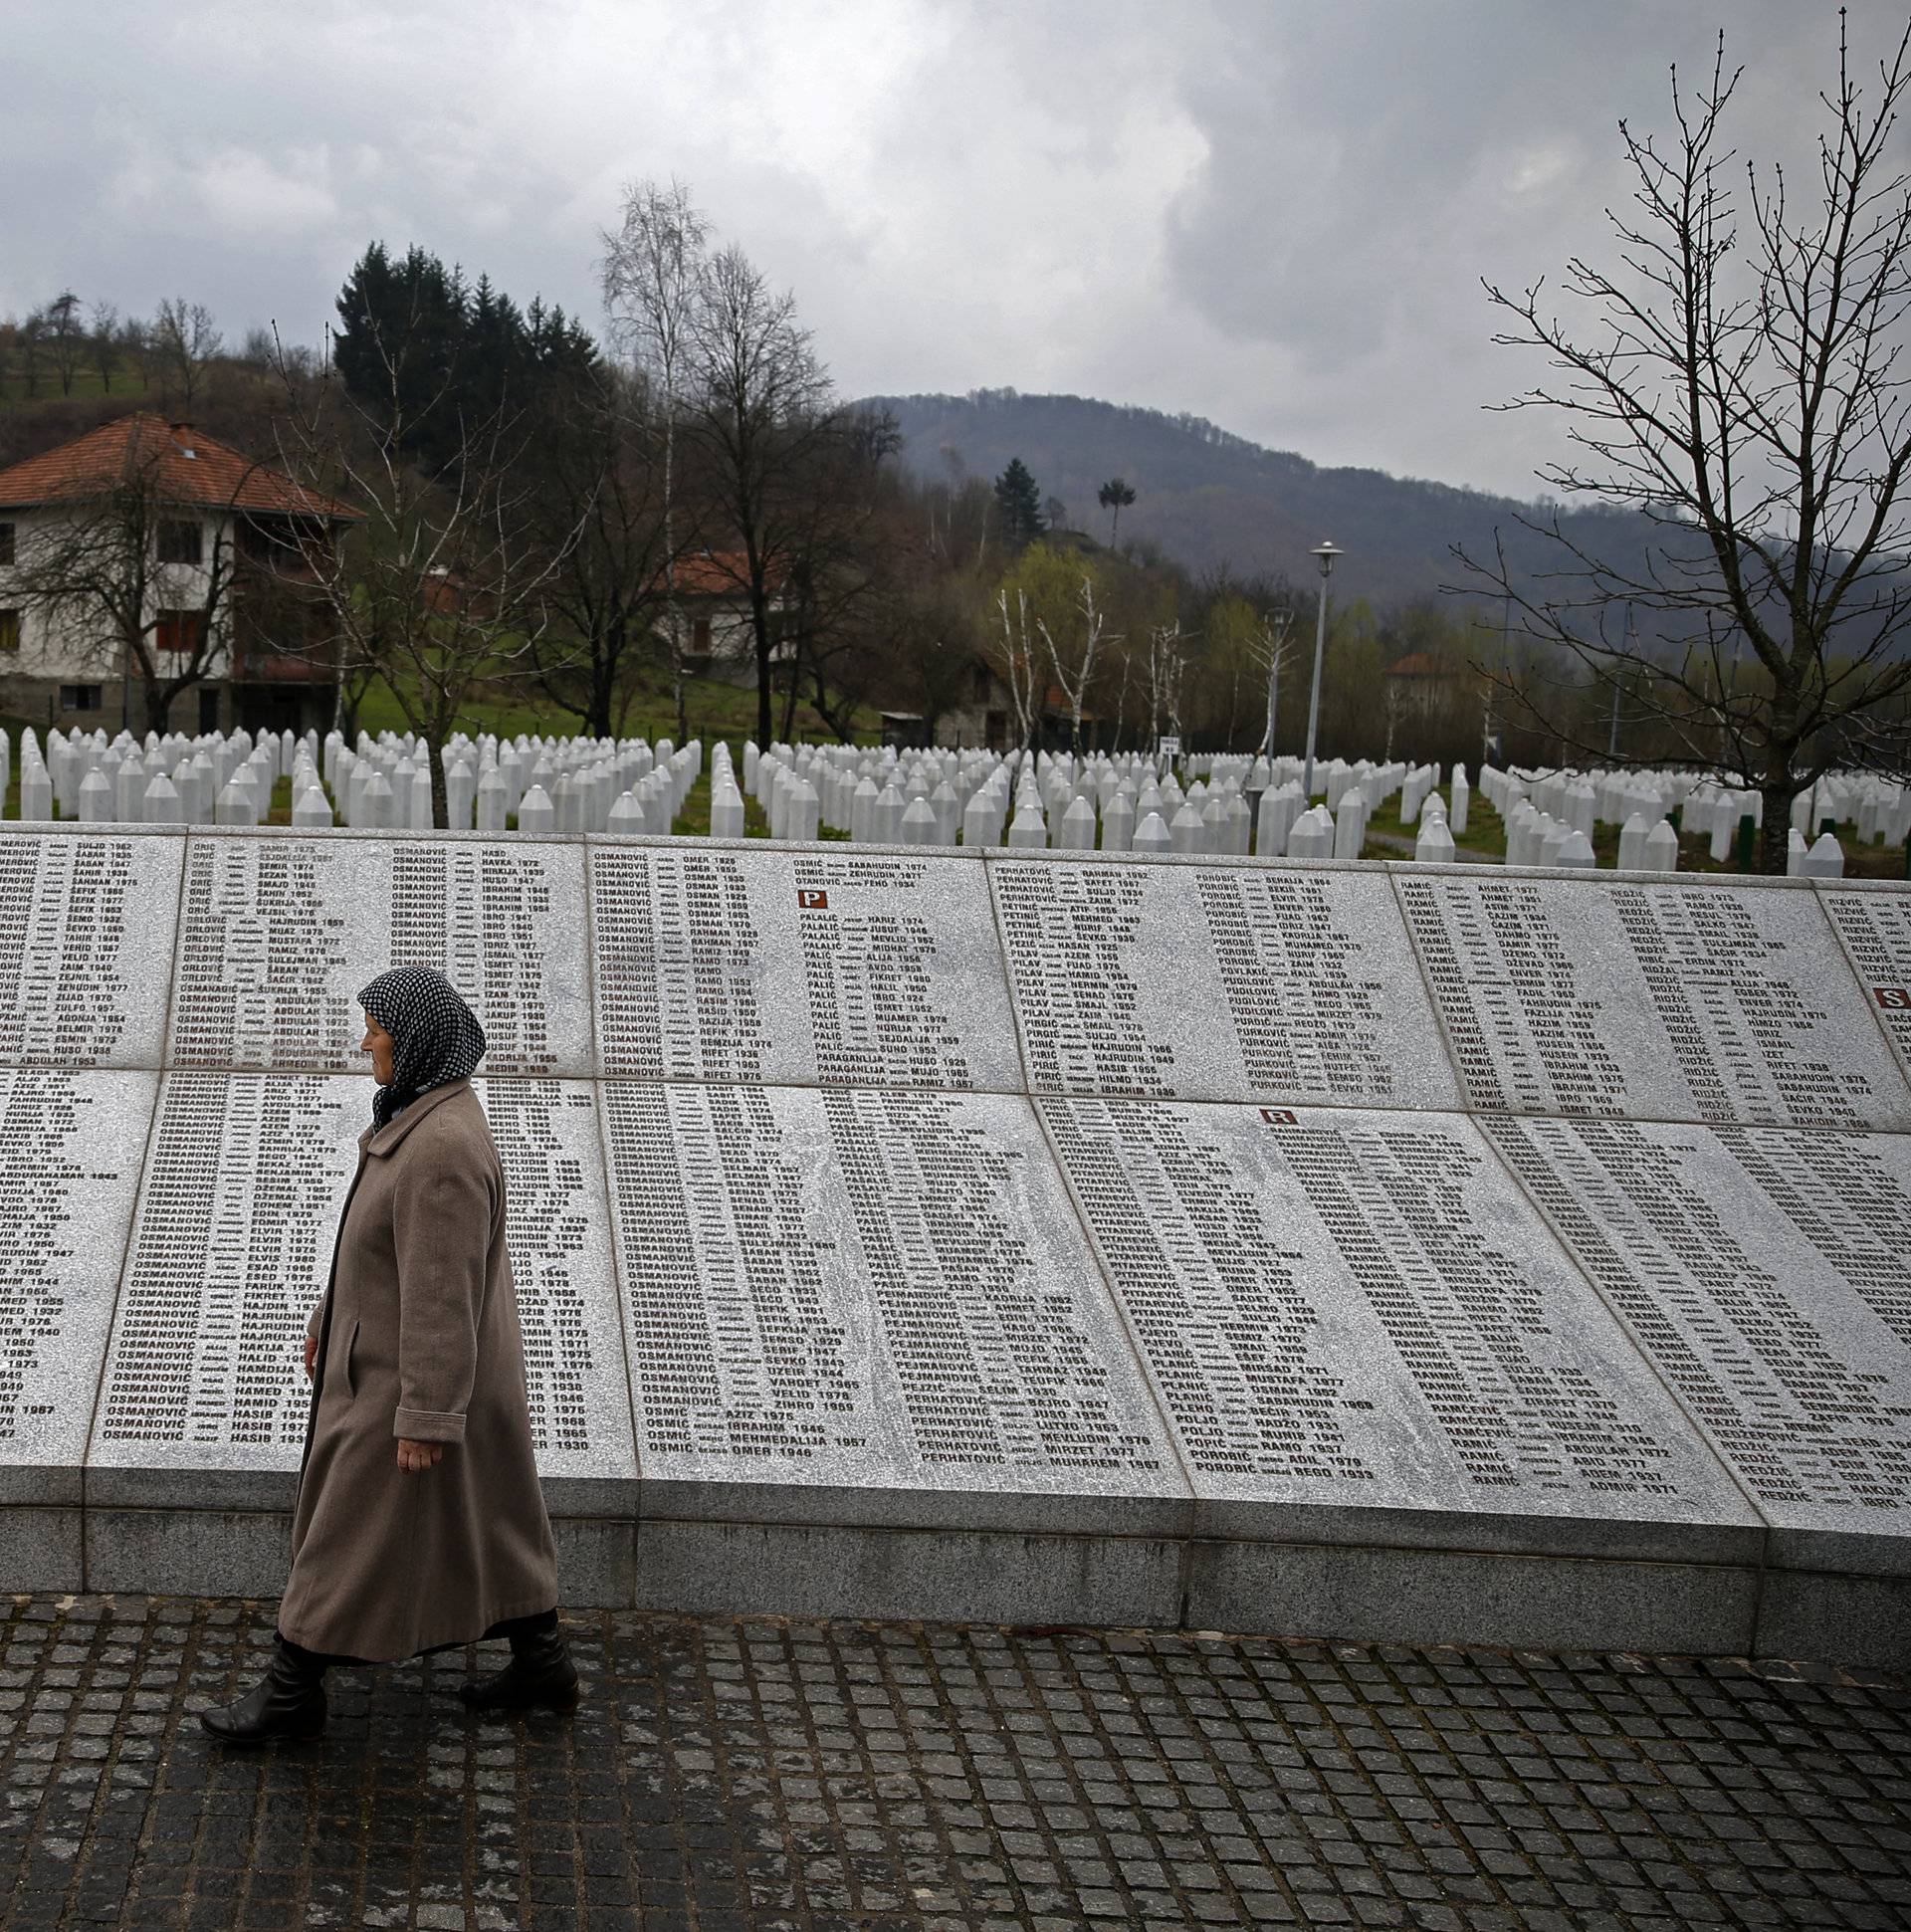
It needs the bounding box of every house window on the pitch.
[0,609,18,654]
[691,617,713,657]
[155,609,208,654]
[59,685,103,712]
[156,520,203,565]
[0,524,15,566]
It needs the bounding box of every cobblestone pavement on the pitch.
[0,1596,1904,1930]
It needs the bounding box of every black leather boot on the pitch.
[200,1634,328,1744]
[460,1617,579,1714]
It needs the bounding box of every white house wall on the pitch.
[0,510,235,682]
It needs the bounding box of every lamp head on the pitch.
[1311,539,1345,578]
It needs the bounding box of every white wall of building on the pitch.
[0,508,235,683]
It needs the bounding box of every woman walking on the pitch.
[202,966,576,1743]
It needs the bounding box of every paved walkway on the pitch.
[0,1596,1904,1931]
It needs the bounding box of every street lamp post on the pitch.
[1301,539,1343,799]
[1608,604,1633,758]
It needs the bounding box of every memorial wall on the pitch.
[0,824,1906,1657]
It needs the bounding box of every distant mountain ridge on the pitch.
[858,387,1634,609]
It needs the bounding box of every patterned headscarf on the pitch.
[357,966,488,1130]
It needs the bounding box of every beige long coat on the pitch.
[279,1079,560,1662]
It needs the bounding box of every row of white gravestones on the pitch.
[3,719,1445,866]
[1482,760,1882,874]
[7,723,705,837]
[8,723,322,828]
[325,731,701,836]
[1790,771,1911,843]
[1488,760,1909,848]
[10,720,1890,875]
[740,740,1428,859]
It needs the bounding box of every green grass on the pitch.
[349,682,570,745]
[0,361,141,408]
[2,716,27,820]
[347,666,880,763]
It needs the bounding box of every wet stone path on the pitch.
[0,1596,1903,1930]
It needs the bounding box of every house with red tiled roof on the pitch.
[0,413,360,735]
[656,547,792,687]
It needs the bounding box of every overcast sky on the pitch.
[4,1,1902,499]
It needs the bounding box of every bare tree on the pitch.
[16,310,44,397]
[5,432,242,730]
[41,294,86,396]
[1454,17,1911,870]
[273,323,574,824]
[1247,607,1297,755]
[119,315,158,391]
[522,363,676,737]
[1036,575,1115,752]
[1145,620,1187,750]
[88,302,119,393]
[600,177,711,744]
[995,588,1043,752]
[152,299,224,410]
[886,571,983,744]
[772,404,899,740]
[685,243,838,747]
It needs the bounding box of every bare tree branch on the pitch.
[1450,14,1911,868]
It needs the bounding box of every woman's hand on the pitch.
[304,1331,318,1382]
[397,1438,445,1473]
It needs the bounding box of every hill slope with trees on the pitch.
[860,387,1646,611]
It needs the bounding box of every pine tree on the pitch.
[333,243,465,467]
[993,457,1045,544]
[1097,477,1136,546]
[333,245,599,472]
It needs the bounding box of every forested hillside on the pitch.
[862,387,1647,610]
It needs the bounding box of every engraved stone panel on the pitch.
[590,844,1021,1093]
[1484,1116,1911,1573]
[90,1073,630,1505]
[92,1072,364,1493]
[1817,885,1911,1085]
[0,1069,155,1499]
[1037,1096,1756,1556]
[1397,872,1908,1129]
[477,1077,636,1503]
[598,1081,1185,1527]
[990,859,1458,1109]
[0,832,181,1069]
[167,834,589,1075]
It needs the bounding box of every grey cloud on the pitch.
[0,0,1892,501]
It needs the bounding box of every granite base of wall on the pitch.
[0,1509,85,1597]
[1752,1568,1911,1673]
[30,1501,1907,1672]
[629,1520,1187,1628]
[1182,1538,1765,1658]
